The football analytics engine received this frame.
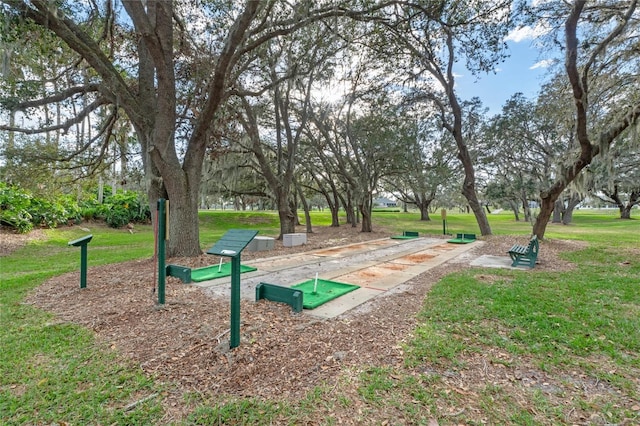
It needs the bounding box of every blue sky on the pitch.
[455,24,557,116]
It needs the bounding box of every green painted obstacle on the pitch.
[391,231,419,240]
[166,264,192,283]
[447,233,477,244]
[256,282,303,313]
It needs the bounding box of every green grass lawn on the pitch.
[1,209,638,424]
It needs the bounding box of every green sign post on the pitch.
[207,229,258,349]
[441,209,447,235]
[68,234,93,289]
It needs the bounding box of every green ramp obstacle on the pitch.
[447,233,477,244]
[391,231,419,240]
[256,282,303,313]
[291,278,360,309]
[190,262,257,282]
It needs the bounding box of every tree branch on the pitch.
[4,84,102,112]
[0,97,109,134]
[6,0,142,122]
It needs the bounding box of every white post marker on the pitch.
[218,257,223,272]
[313,272,318,294]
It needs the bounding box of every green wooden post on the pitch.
[68,235,93,289]
[230,255,241,348]
[157,198,166,305]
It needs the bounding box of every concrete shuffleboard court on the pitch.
[195,237,479,319]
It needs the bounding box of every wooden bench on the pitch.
[256,282,303,313]
[508,236,539,268]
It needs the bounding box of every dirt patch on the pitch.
[474,273,513,284]
[0,227,47,257]
[402,253,437,263]
[24,226,592,422]
[380,263,409,271]
[433,243,458,250]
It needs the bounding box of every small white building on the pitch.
[374,197,397,208]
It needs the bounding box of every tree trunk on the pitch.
[534,197,556,238]
[360,209,372,232]
[608,188,638,219]
[329,205,340,226]
[441,30,491,237]
[297,184,313,233]
[359,193,373,233]
[167,188,201,257]
[509,200,520,221]
[320,184,340,227]
[562,194,581,225]
[418,196,432,221]
[277,204,296,239]
[290,198,301,226]
[343,193,357,227]
[552,199,563,223]
[521,193,531,222]
[461,178,491,235]
[330,187,341,227]
[327,179,341,227]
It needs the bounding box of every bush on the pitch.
[79,197,102,221]
[0,183,150,231]
[0,183,84,232]
[99,191,150,228]
[0,183,33,233]
[28,195,81,228]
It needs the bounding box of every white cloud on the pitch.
[530,59,555,70]
[506,22,552,43]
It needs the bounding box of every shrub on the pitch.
[0,183,33,233]
[28,195,81,228]
[0,183,150,231]
[79,197,102,221]
[99,191,150,228]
